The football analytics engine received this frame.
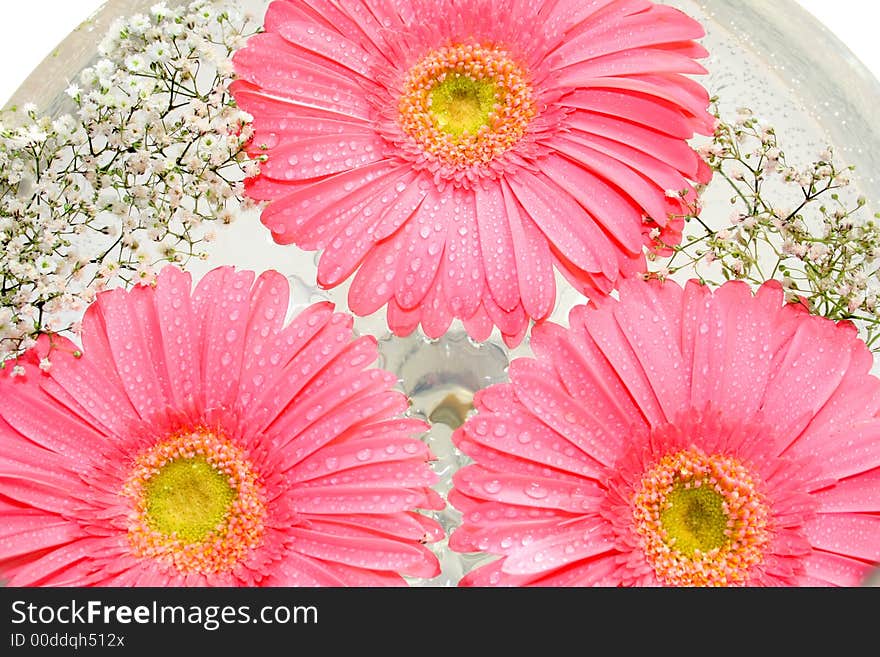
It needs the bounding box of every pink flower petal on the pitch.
[265,551,348,586]
[500,517,613,575]
[291,486,436,515]
[233,34,371,119]
[551,136,670,224]
[236,271,290,405]
[0,520,84,561]
[473,382,519,412]
[4,538,120,587]
[506,172,612,276]
[530,320,640,447]
[311,513,442,543]
[254,311,356,428]
[154,266,203,409]
[474,183,520,311]
[814,469,880,513]
[508,358,630,466]
[94,288,170,421]
[195,268,256,411]
[372,174,429,241]
[574,302,666,425]
[297,460,438,490]
[483,297,529,345]
[556,2,705,64]
[563,47,707,80]
[280,357,396,434]
[762,320,855,450]
[558,75,713,132]
[386,300,422,337]
[276,390,410,468]
[322,561,408,586]
[306,188,388,257]
[0,380,112,462]
[260,161,402,245]
[453,466,602,513]
[569,111,701,179]
[392,189,447,310]
[610,278,689,419]
[540,155,644,252]
[289,527,439,578]
[461,303,494,343]
[290,425,430,483]
[276,20,377,78]
[451,512,580,555]
[501,182,556,320]
[791,421,880,481]
[234,75,368,131]
[459,410,604,480]
[529,554,621,586]
[803,514,880,562]
[348,238,398,316]
[567,88,695,139]
[260,134,387,184]
[797,342,880,437]
[0,476,82,515]
[801,550,874,587]
[459,559,533,587]
[443,187,484,318]
[418,275,454,339]
[456,436,591,486]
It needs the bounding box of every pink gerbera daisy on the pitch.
[0,265,443,586]
[449,278,880,586]
[231,0,714,346]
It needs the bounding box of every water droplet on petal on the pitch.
[483,479,502,494]
[525,483,549,499]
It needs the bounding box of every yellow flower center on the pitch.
[143,456,235,543]
[429,74,498,136]
[659,484,728,556]
[398,43,535,168]
[632,448,770,586]
[123,431,266,576]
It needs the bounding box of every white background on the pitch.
[0,1,879,103]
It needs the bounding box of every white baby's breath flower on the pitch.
[20,124,47,145]
[124,54,147,73]
[128,13,151,34]
[150,2,169,19]
[1,0,256,357]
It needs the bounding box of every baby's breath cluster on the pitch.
[0,0,257,362]
[658,102,880,350]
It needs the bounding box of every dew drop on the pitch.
[483,479,502,494]
[525,483,549,499]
